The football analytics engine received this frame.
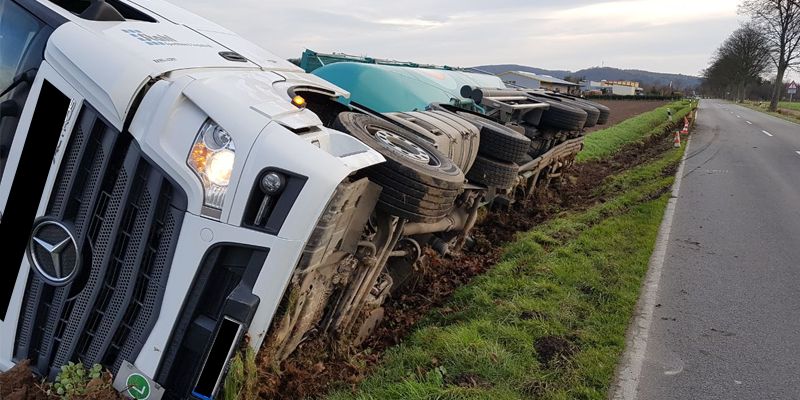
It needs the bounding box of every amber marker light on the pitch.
[292,95,307,108]
[190,142,211,171]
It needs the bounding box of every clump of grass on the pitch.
[328,147,684,400]
[577,100,693,162]
[47,362,113,399]
[223,346,259,400]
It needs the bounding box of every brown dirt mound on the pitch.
[534,336,577,366]
[0,360,48,400]
[0,361,121,400]
[448,372,492,389]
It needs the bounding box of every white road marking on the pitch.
[795,151,800,157]
[611,136,693,400]
[736,115,741,118]
[746,121,752,125]
[762,130,773,137]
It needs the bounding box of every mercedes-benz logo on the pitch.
[27,219,81,286]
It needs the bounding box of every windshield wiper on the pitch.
[0,68,37,98]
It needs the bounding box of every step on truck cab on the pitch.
[0,0,386,398]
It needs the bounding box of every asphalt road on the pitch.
[637,99,800,399]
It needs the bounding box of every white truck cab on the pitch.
[0,0,383,398]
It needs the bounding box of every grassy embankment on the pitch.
[577,100,693,163]
[327,103,691,399]
[741,100,800,124]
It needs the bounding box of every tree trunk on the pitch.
[739,82,745,103]
[771,65,787,111]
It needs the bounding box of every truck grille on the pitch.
[14,105,186,378]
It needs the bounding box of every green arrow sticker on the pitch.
[126,373,151,400]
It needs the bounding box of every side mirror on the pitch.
[0,100,20,119]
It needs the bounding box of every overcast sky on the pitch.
[171,0,746,77]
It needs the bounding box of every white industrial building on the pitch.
[581,80,641,96]
[498,71,581,94]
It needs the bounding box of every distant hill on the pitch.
[474,64,701,89]
[472,64,573,80]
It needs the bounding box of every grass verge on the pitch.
[779,101,800,112]
[741,100,800,125]
[577,100,693,163]
[328,145,685,400]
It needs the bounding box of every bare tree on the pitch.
[740,0,800,110]
[703,24,772,100]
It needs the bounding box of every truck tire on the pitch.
[466,155,519,189]
[590,102,611,124]
[383,111,481,173]
[455,112,531,163]
[551,95,610,125]
[333,112,464,222]
[561,98,600,128]
[527,94,588,131]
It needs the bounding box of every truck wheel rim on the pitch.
[371,127,436,166]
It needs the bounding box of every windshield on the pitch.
[0,0,44,90]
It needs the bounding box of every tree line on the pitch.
[702,0,800,109]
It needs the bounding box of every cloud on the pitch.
[168,0,742,76]
[548,0,737,26]
[376,17,449,29]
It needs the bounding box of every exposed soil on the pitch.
[256,123,682,400]
[0,360,120,400]
[0,361,48,400]
[778,107,800,119]
[447,372,492,389]
[584,100,669,133]
[534,336,577,366]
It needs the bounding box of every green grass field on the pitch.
[328,146,685,400]
[779,101,800,111]
[577,100,693,163]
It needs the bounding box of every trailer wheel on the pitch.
[333,112,464,222]
[455,112,531,163]
[466,155,520,189]
[559,97,601,128]
[527,94,588,131]
[589,101,611,124]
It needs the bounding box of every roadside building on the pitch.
[605,80,640,89]
[580,79,642,96]
[498,71,581,94]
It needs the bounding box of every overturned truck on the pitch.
[0,2,608,399]
[264,58,611,369]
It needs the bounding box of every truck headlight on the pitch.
[188,119,236,216]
